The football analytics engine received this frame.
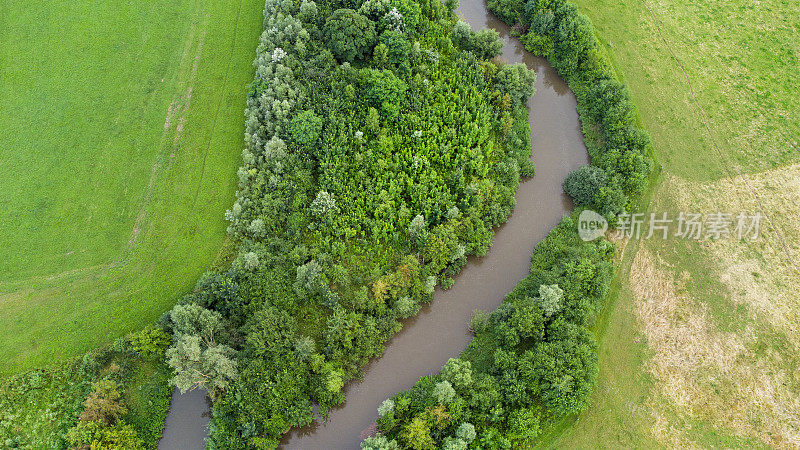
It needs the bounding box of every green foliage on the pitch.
[325,9,377,62]
[507,407,541,446]
[128,325,171,359]
[523,32,555,56]
[166,335,238,400]
[469,309,489,334]
[441,358,473,390]
[203,0,538,444]
[510,0,653,218]
[388,0,421,32]
[310,190,340,218]
[494,63,537,107]
[563,164,607,206]
[433,380,456,404]
[66,420,144,450]
[80,380,127,425]
[451,21,504,60]
[362,434,400,449]
[367,216,615,446]
[289,110,324,150]
[1,337,172,449]
[378,398,396,417]
[538,283,564,317]
[488,0,525,24]
[378,30,412,66]
[363,68,408,118]
[528,320,598,415]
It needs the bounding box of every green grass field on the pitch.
[0,0,265,375]
[549,0,800,447]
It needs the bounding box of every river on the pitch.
[159,0,588,447]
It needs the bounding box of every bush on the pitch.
[79,380,127,425]
[488,0,524,24]
[523,32,554,56]
[378,30,411,65]
[129,325,171,358]
[527,320,598,415]
[494,63,537,107]
[66,420,143,450]
[563,165,607,206]
[441,358,473,390]
[433,380,456,404]
[469,309,489,334]
[451,22,504,60]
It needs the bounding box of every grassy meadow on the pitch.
[549,0,800,447]
[0,0,265,374]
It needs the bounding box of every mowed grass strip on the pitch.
[573,0,800,182]
[0,0,265,374]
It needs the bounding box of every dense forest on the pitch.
[154,0,542,447]
[360,0,654,447]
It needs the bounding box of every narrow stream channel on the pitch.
[158,388,211,449]
[159,0,588,447]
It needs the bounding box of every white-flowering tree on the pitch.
[538,283,564,317]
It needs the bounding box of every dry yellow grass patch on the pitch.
[630,247,800,447]
[661,164,800,348]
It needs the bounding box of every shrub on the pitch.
[362,435,400,449]
[166,335,238,400]
[378,30,411,65]
[488,0,524,24]
[128,325,171,358]
[523,32,554,56]
[363,68,408,118]
[79,380,127,425]
[469,309,489,334]
[538,283,563,317]
[494,63,537,107]
[310,190,340,217]
[563,165,607,206]
[527,320,598,415]
[378,398,396,417]
[66,420,143,450]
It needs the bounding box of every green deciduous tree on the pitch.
[363,68,408,118]
[325,9,377,62]
[441,358,473,390]
[79,380,127,425]
[166,334,238,400]
[494,63,537,107]
[290,109,324,150]
[563,165,608,206]
[433,380,456,404]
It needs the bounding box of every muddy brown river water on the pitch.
[159,0,588,448]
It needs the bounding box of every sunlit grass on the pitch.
[0,0,265,374]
